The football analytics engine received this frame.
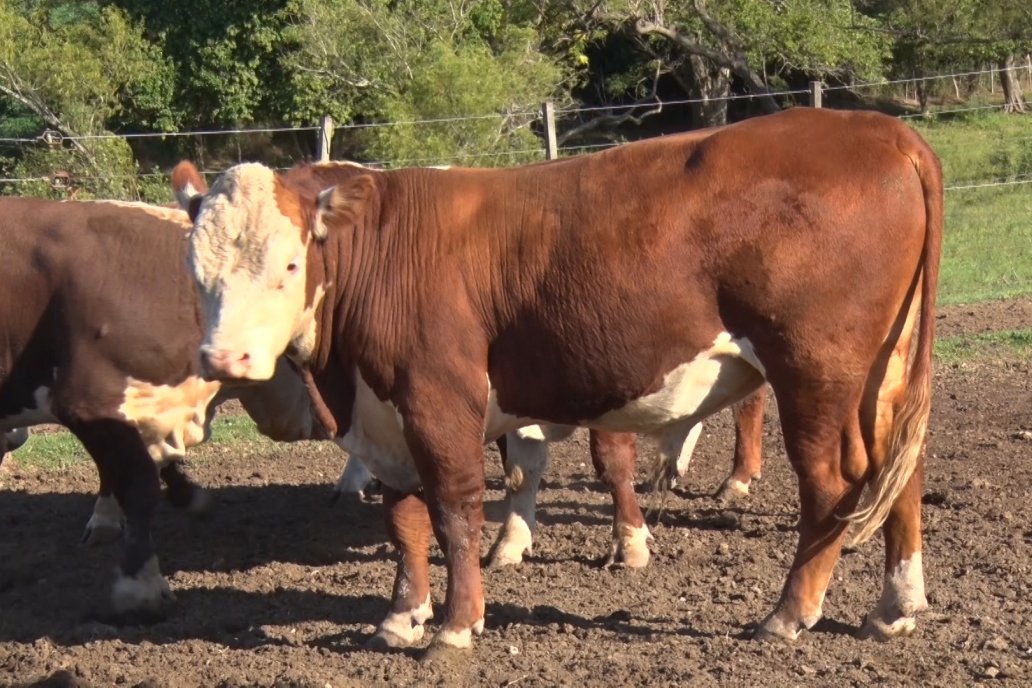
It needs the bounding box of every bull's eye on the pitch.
[286,261,299,274]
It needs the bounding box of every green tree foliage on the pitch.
[286,0,567,165]
[109,0,302,127]
[0,0,1030,199]
[0,0,176,198]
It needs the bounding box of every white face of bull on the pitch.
[187,163,313,381]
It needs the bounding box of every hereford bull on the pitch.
[0,195,321,615]
[180,107,941,655]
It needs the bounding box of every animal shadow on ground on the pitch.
[0,483,395,644]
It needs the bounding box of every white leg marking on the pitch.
[863,553,927,640]
[488,432,547,567]
[334,452,375,496]
[112,556,173,613]
[435,627,473,649]
[490,513,534,567]
[82,495,125,546]
[608,523,652,568]
[375,594,433,647]
[719,477,752,497]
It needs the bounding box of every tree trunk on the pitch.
[686,55,730,128]
[999,55,1028,114]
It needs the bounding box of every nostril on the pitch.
[238,352,251,364]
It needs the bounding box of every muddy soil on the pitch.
[0,300,1030,687]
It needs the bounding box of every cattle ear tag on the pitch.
[314,175,375,240]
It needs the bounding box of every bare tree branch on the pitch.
[634,3,781,114]
[556,62,665,146]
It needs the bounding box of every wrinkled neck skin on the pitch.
[296,185,417,439]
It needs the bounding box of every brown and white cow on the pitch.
[0,196,321,616]
[181,107,941,655]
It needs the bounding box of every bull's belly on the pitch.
[590,332,766,433]
[345,332,765,493]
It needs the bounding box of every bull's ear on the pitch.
[314,174,375,241]
[171,160,208,221]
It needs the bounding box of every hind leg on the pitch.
[860,302,928,639]
[591,430,651,568]
[757,385,868,640]
[486,429,548,567]
[717,388,767,500]
[862,465,926,639]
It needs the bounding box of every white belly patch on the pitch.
[339,374,420,492]
[118,376,222,462]
[595,332,766,433]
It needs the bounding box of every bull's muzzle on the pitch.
[200,345,254,381]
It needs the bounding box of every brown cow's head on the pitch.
[175,160,374,382]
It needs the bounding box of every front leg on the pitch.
[370,487,434,648]
[72,419,171,616]
[400,379,488,653]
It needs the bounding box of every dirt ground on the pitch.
[0,299,1030,687]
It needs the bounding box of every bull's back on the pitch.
[0,198,204,418]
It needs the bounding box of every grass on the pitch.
[6,414,269,471]
[933,329,1032,363]
[10,431,89,470]
[909,112,1032,305]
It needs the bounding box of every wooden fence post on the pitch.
[318,115,334,163]
[542,102,558,160]
[809,81,823,109]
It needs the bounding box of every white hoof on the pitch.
[112,556,173,614]
[487,514,533,568]
[716,477,751,501]
[82,496,125,546]
[605,523,651,569]
[861,610,917,640]
[374,595,432,648]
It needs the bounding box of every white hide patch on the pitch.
[485,379,537,442]
[595,333,765,438]
[90,201,192,228]
[291,283,326,364]
[338,373,420,493]
[118,376,221,463]
[334,453,376,494]
[1,386,58,430]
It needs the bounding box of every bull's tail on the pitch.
[844,141,943,547]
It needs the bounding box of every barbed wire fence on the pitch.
[0,65,1029,303]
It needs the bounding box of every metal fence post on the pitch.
[809,81,823,109]
[542,102,558,160]
[318,115,334,163]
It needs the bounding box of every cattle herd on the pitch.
[0,107,942,662]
